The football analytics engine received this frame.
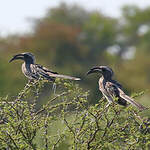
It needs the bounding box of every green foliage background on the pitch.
[0,2,150,149]
[0,3,150,106]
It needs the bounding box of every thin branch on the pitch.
[44,112,50,150]
[6,131,19,150]
[63,118,75,137]
[35,92,69,115]
[52,135,63,150]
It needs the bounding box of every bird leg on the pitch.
[27,80,33,86]
[105,101,112,109]
[102,96,107,101]
[52,83,57,95]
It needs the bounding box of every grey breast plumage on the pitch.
[22,63,56,81]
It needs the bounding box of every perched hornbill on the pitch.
[87,66,146,111]
[9,52,80,82]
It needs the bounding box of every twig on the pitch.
[35,92,69,115]
[52,135,63,150]
[6,131,19,150]
[63,118,75,137]
[44,112,50,150]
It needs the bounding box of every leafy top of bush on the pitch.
[0,79,149,150]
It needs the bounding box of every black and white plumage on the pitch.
[9,52,80,81]
[87,66,146,110]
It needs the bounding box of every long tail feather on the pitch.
[47,73,81,81]
[119,92,147,111]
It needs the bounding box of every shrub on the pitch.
[0,80,149,149]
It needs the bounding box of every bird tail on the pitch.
[47,73,81,81]
[119,91,147,111]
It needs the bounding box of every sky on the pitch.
[0,0,150,35]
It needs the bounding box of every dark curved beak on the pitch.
[86,66,101,75]
[9,54,24,63]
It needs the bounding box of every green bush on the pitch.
[0,80,149,150]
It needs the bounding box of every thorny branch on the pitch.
[6,131,19,150]
[52,135,64,150]
[44,112,50,150]
[35,92,69,115]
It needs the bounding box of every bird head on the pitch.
[9,52,35,64]
[87,66,114,79]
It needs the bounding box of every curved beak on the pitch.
[9,54,24,63]
[86,66,101,75]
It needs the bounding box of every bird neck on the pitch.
[23,62,30,68]
[24,59,34,64]
[102,74,112,81]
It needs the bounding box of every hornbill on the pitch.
[9,52,80,82]
[87,66,146,111]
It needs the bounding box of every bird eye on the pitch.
[102,68,106,72]
[24,54,30,58]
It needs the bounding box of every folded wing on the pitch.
[105,81,127,106]
[118,88,147,111]
[105,81,146,110]
[31,64,80,81]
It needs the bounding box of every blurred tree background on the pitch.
[0,3,150,106]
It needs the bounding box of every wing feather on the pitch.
[106,81,146,110]
[118,88,147,110]
[33,64,80,81]
[105,81,126,106]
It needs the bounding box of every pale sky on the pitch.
[0,0,150,35]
